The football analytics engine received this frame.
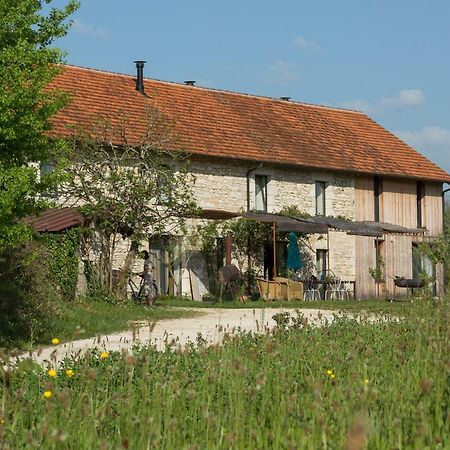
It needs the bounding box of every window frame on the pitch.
[416,181,425,228]
[254,174,268,212]
[315,181,326,216]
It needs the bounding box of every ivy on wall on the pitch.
[39,227,80,300]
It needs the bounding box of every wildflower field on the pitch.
[1,299,449,449]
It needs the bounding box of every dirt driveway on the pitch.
[21,307,338,367]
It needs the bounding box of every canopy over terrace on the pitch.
[195,209,427,279]
[195,209,425,237]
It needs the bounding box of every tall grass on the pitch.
[1,298,448,449]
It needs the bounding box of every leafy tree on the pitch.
[0,0,79,247]
[58,110,198,296]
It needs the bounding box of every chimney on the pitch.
[184,80,196,86]
[134,60,146,95]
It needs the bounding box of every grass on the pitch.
[6,298,200,351]
[1,297,448,449]
[160,295,421,315]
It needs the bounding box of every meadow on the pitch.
[0,297,448,449]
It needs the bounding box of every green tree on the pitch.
[59,110,198,296]
[0,0,79,247]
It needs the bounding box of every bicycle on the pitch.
[128,276,158,304]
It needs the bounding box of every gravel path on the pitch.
[18,307,338,367]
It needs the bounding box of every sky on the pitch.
[50,0,450,179]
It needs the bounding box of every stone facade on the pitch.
[103,158,359,298]
[188,158,357,284]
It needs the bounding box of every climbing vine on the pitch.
[39,227,81,300]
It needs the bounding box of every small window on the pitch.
[39,162,57,197]
[374,176,382,222]
[40,162,55,180]
[156,165,172,204]
[315,181,326,216]
[255,175,268,212]
[316,249,327,280]
[416,181,425,227]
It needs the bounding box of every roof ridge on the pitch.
[62,64,364,115]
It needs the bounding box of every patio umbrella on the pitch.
[286,232,303,271]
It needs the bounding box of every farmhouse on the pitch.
[41,63,450,299]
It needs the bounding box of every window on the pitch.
[315,181,326,216]
[39,162,57,197]
[374,176,381,222]
[156,165,172,204]
[416,181,425,227]
[316,249,327,280]
[255,175,268,212]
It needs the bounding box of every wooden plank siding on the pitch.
[381,179,417,228]
[354,176,375,221]
[355,236,377,298]
[423,182,443,235]
[353,176,445,299]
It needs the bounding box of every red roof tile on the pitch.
[48,65,450,183]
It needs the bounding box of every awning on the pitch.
[25,207,84,232]
[242,212,328,233]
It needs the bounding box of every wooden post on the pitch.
[326,227,330,276]
[225,233,232,266]
[272,222,277,279]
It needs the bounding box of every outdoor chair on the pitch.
[274,277,304,301]
[325,277,343,300]
[256,278,280,301]
[303,278,321,301]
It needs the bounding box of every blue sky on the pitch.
[50,0,450,177]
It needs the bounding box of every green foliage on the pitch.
[0,241,60,347]
[277,204,311,219]
[0,0,79,164]
[0,0,79,247]
[1,299,448,448]
[39,228,80,300]
[369,256,385,283]
[59,112,198,295]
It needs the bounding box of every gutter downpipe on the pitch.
[246,163,263,287]
[442,185,450,290]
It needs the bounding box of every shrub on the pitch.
[0,241,61,347]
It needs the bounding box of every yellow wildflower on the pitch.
[43,390,53,399]
[47,369,57,378]
[326,369,333,376]
[100,351,109,359]
[51,338,60,345]
[330,373,336,379]
[363,378,370,384]
[65,369,75,378]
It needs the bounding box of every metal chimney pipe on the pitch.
[134,60,146,95]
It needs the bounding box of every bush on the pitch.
[0,241,61,347]
[39,228,80,301]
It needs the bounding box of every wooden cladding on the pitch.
[355,175,443,233]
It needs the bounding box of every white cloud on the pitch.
[380,89,425,109]
[72,19,111,41]
[293,35,322,52]
[395,126,450,174]
[338,89,425,115]
[264,61,302,86]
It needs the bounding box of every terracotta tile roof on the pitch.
[25,207,83,232]
[48,65,450,183]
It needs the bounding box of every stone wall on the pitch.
[189,159,357,283]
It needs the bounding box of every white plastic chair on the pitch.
[303,278,321,301]
[326,277,343,300]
